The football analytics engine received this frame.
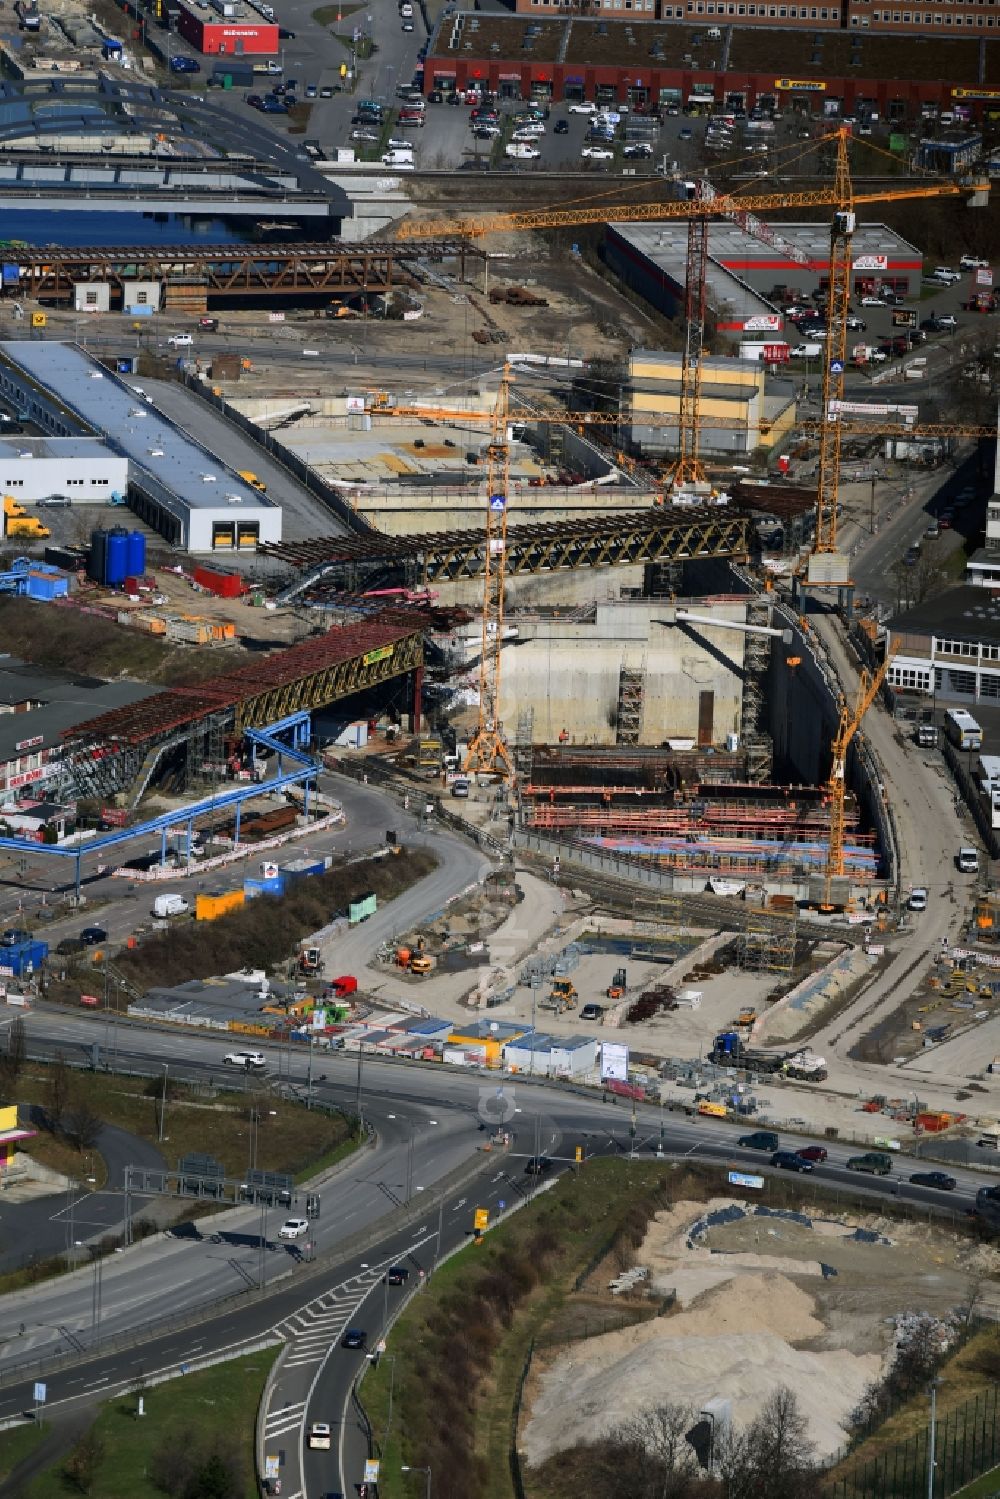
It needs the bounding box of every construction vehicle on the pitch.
[783,1050,829,1082]
[735,1006,757,1028]
[238,470,267,492]
[606,967,627,1000]
[299,946,324,975]
[3,496,49,540]
[397,941,433,976]
[327,974,358,1000]
[711,1032,828,1081]
[548,976,578,1012]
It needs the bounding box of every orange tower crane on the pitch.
[822,641,895,910]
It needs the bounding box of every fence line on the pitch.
[826,1382,1000,1499]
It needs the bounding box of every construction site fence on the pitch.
[181,373,371,539]
[942,738,1000,861]
[825,1378,1000,1499]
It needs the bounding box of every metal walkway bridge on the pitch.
[259,506,752,593]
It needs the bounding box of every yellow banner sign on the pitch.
[953,87,1000,100]
[775,78,827,91]
[363,644,394,666]
[474,1207,489,1230]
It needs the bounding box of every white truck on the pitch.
[152,894,190,918]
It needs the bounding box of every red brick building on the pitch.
[424,17,1000,116]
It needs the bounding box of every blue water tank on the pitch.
[126,530,146,579]
[88,529,108,583]
[105,528,129,586]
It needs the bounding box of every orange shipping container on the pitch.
[195,888,245,921]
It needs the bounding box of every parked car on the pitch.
[581,145,614,159]
[506,143,540,159]
[473,126,500,139]
[56,936,85,955]
[623,142,653,158]
[278,25,296,36]
[0,928,30,947]
[796,1145,828,1163]
[169,55,201,73]
[198,315,218,330]
[341,1328,367,1348]
[845,315,867,331]
[960,255,989,270]
[909,1171,957,1191]
[80,926,108,945]
[860,295,886,307]
[771,1150,813,1173]
[428,89,444,103]
[936,313,958,329]
[580,1003,605,1020]
[278,1218,309,1239]
[246,93,264,108]
[737,1131,780,1152]
[568,100,597,113]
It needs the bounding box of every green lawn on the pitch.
[0,1421,48,1485]
[23,1349,278,1498]
[952,1465,1000,1499]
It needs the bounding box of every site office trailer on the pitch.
[176,6,279,54]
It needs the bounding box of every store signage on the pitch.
[743,314,781,331]
[953,87,1000,101]
[763,342,790,363]
[15,735,43,752]
[775,78,826,91]
[853,255,888,271]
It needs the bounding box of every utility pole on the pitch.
[355,1041,365,1132]
[158,1064,169,1142]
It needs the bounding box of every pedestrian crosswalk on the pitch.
[273,1266,385,1371]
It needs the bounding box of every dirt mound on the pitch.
[663,1271,824,1342]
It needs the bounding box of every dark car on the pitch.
[56,936,85,956]
[796,1145,828,1163]
[525,1156,553,1175]
[320,85,336,97]
[261,97,287,113]
[737,1131,780,1152]
[80,927,108,945]
[246,93,264,108]
[385,1265,410,1284]
[910,1171,957,1191]
[580,1003,605,1021]
[428,89,444,102]
[341,1328,367,1349]
[0,928,31,947]
[623,143,653,158]
[278,26,296,36]
[772,1150,814,1173]
[169,55,201,72]
[554,117,569,133]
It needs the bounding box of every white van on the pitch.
[152,893,190,918]
[957,847,980,873]
[382,148,415,166]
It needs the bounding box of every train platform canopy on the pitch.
[0,341,280,553]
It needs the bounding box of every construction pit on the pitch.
[520,1193,1000,1472]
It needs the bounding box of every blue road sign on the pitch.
[829,359,844,374]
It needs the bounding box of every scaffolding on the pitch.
[742,597,775,783]
[738,905,797,973]
[616,662,645,746]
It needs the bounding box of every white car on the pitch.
[859,296,885,307]
[224,1049,266,1069]
[167,333,194,347]
[908,887,928,912]
[581,145,614,159]
[308,1423,332,1450]
[278,1218,309,1239]
[568,101,596,114]
[505,143,540,159]
[513,124,544,137]
[867,347,889,362]
[960,255,989,270]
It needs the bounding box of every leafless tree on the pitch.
[44,1052,71,1134]
[719,1388,817,1499]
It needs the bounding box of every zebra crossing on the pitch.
[273,1265,387,1371]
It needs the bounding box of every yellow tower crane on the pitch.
[822,640,896,911]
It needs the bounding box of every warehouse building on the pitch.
[0,342,281,553]
[0,437,128,505]
[606,220,922,331]
[627,349,797,456]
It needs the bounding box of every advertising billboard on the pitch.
[600,1041,629,1082]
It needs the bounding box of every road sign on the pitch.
[489,493,506,512]
[575,1145,584,1162]
[498,1198,506,1210]
[728,1171,765,1189]
[33,1382,46,1405]
[474,1207,489,1230]
[264,1456,280,1479]
[376,1338,387,1355]
[829,359,845,374]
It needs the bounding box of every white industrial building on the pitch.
[503,1033,598,1078]
[0,342,281,553]
[0,437,128,503]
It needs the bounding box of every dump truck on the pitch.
[548,976,577,1012]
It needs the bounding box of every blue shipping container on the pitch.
[2,264,20,286]
[6,939,48,977]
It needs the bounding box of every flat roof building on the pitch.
[0,436,128,505]
[0,342,281,554]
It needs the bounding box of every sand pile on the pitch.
[523,1329,881,1466]
[523,1270,882,1468]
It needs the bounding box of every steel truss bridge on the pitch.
[5,242,454,303]
[259,506,752,591]
[62,615,424,803]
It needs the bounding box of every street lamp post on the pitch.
[158,1063,169,1142]
[401,1465,431,1499]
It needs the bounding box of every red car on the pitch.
[796,1145,828,1163]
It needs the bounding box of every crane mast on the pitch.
[671,208,709,490]
[822,644,893,909]
[815,131,854,558]
[463,366,515,781]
